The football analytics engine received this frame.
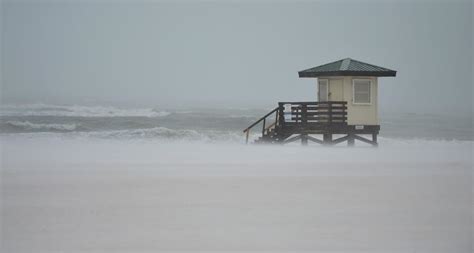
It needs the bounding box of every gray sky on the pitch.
[1,0,472,115]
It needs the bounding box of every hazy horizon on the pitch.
[1,0,473,117]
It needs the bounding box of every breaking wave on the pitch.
[0,104,170,117]
[5,121,79,132]
[86,127,244,142]
[0,127,247,143]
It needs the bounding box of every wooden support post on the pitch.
[245,130,250,144]
[278,103,285,127]
[301,104,307,127]
[323,134,332,145]
[301,134,308,146]
[372,133,378,147]
[328,102,332,124]
[275,109,279,126]
[262,118,266,136]
[348,133,355,147]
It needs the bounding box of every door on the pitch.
[318,79,328,102]
[329,79,344,101]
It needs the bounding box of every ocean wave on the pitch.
[0,126,247,142]
[5,121,79,132]
[0,104,170,117]
[86,127,245,142]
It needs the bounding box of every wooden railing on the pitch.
[278,101,347,126]
[243,101,347,143]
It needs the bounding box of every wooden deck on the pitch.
[243,101,379,146]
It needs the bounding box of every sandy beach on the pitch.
[1,136,472,252]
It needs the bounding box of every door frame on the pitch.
[318,79,329,102]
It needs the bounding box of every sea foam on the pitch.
[0,104,170,117]
[5,121,78,132]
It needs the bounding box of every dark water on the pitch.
[0,104,472,141]
[379,113,472,141]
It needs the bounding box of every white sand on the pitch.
[1,136,472,252]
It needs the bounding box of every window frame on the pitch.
[318,79,329,102]
[352,79,372,105]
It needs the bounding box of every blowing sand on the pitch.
[1,136,472,252]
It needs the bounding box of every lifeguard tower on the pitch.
[243,58,396,146]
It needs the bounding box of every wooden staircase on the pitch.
[254,127,292,144]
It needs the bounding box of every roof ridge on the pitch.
[305,58,344,72]
[340,58,351,71]
[349,58,394,71]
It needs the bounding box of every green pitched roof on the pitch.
[298,58,396,78]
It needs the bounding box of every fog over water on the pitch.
[1,0,473,118]
[0,103,472,141]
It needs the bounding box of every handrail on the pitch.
[278,101,347,105]
[242,107,279,133]
[243,107,279,144]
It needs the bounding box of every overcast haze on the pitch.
[1,0,472,115]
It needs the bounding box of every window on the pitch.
[352,79,371,104]
[318,79,328,102]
